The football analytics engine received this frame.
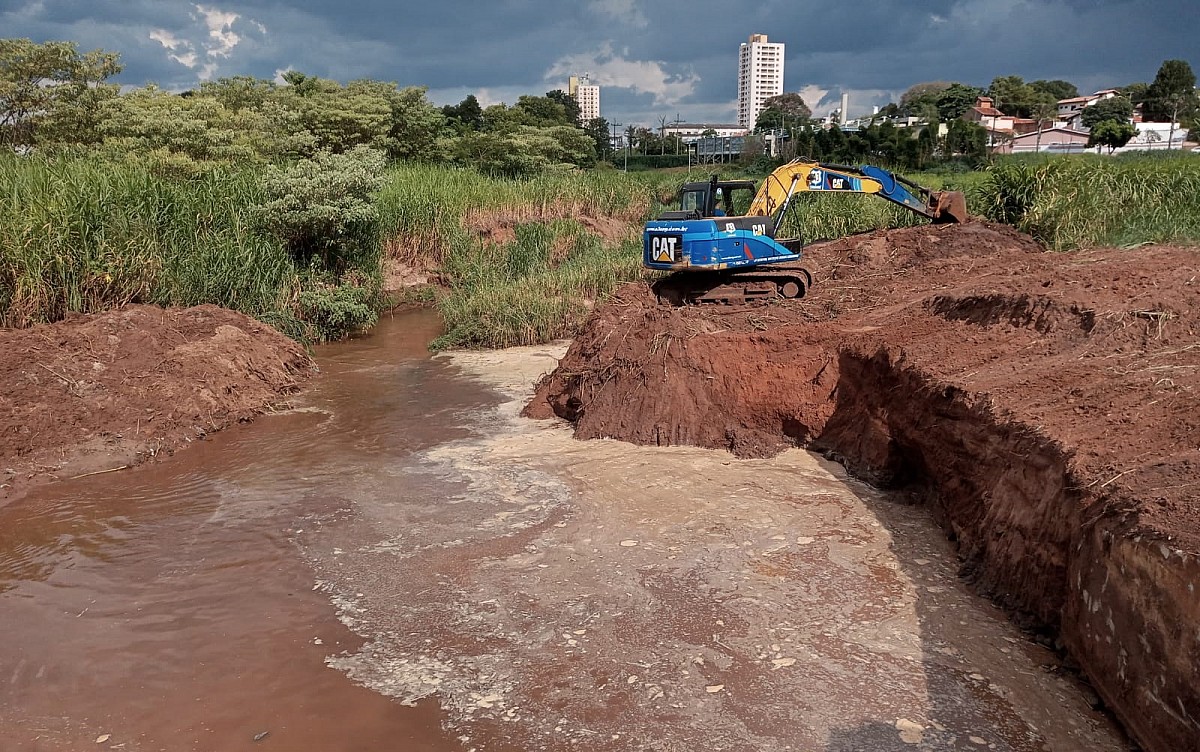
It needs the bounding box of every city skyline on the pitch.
[2,0,1195,129]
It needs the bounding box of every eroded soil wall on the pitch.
[1,304,315,500]
[526,223,1200,751]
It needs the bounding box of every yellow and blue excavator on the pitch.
[644,159,968,304]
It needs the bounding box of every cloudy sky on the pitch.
[2,0,1196,126]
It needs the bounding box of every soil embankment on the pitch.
[1,304,315,501]
[527,222,1200,752]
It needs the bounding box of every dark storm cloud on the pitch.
[2,0,1195,124]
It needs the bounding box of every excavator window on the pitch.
[679,189,705,214]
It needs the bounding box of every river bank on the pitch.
[527,221,1200,752]
[0,304,314,504]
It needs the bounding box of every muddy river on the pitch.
[0,310,1129,751]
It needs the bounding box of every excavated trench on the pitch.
[526,223,1200,752]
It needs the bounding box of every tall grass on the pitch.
[375,164,676,266]
[0,152,297,328]
[432,226,645,350]
[374,165,675,349]
[979,154,1200,250]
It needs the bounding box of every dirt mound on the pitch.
[526,222,1200,752]
[1,304,315,502]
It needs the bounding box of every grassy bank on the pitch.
[373,165,677,349]
[6,152,1197,351]
[977,153,1200,250]
[0,154,289,328]
[0,151,383,340]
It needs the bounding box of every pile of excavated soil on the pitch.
[526,222,1200,752]
[0,305,315,502]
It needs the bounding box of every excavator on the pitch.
[644,159,968,305]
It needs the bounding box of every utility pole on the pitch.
[609,120,622,164]
[1168,98,1180,151]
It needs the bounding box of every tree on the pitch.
[1032,99,1058,152]
[1080,96,1133,128]
[482,103,529,133]
[199,76,276,112]
[1121,82,1150,108]
[278,78,392,154]
[0,39,123,148]
[96,85,296,166]
[1087,120,1136,153]
[443,94,483,132]
[280,70,323,97]
[987,75,1056,118]
[899,81,951,120]
[876,102,901,120]
[256,145,388,271]
[545,89,582,126]
[1142,59,1198,148]
[943,119,987,159]
[451,124,594,177]
[1142,59,1198,122]
[582,116,612,160]
[936,83,984,121]
[515,94,570,127]
[1030,79,1078,101]
[754,92,811,130]
[915,125,936,166]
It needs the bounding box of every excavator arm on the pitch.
[746,159,968,227]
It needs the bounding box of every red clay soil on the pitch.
[0,304,315,503]
[526,222,1200,752]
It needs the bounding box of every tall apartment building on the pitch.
[569,75,601,123]
[737,34,785,129]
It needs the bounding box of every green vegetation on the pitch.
[372,164,676,349]
[0,148,385,341]
[979,154,1200,250]
[431,224,644,350]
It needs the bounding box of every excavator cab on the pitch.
[659,177,757,220]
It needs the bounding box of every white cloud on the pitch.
[588,0,648,29]
[797,86,898,120]
[546,43,698,105]
[196,5,241,59]
[149,29,199,70]
[796,85,831,114]
[147,4,267,82]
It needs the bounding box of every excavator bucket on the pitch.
[931,191,969,224]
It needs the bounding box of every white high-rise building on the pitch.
[569,75,601,123]
[737,33,785,129]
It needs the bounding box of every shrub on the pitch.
[297,284,379,340]
[255,146,388,273]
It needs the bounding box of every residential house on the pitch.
[1056,89,1121,128]
[998,121,1188,155]
[962,96,1040,148]
[996,126,1090,154]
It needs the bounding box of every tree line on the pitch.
[0,38,614,177]
[752,60,1197,168]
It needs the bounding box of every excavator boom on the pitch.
[747,159,968,225]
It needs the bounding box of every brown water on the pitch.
[0,310,471,751]
[0,309,1131,752]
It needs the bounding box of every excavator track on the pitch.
[653,264,813,306]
